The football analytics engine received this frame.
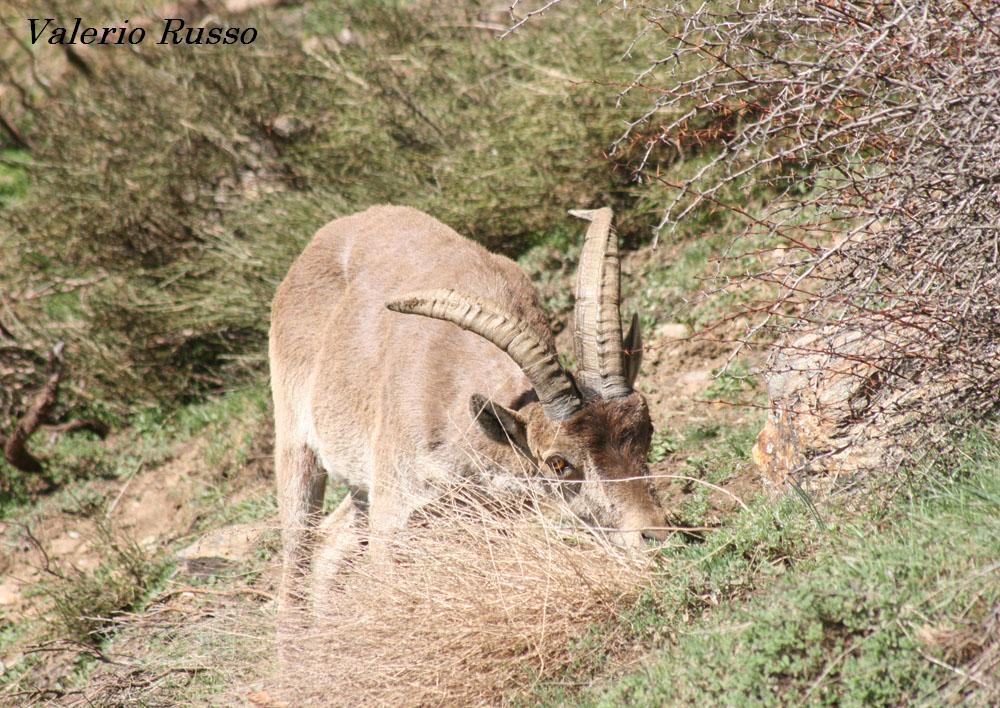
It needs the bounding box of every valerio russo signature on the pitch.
[29,17,258,46]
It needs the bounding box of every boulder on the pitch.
[751,327,885,492]
[177,521,267,567]
[654,322,691,341]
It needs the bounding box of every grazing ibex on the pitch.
[270,205,667,606]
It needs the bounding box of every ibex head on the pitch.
[387,208,666,546]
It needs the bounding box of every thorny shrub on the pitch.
[606,0,1000,475]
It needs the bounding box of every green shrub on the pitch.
[5,1,656,408]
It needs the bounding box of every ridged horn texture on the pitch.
[569,207,631,400]
[386,289,582,420]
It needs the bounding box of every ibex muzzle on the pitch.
[270,205,666,608]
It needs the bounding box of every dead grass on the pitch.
[284,503,652,705]
[74,487,657,706]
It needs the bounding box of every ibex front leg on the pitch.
[311,492,364,604]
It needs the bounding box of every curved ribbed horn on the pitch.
[569,207,630,400]
[386,289,582,420]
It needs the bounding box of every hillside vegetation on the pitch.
[0,1,996,705]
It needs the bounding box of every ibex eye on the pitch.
[545,455,574,477]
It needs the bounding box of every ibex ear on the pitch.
[470,394,529,454]
[623,313,643,389]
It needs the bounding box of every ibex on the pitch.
[269,205,667,606]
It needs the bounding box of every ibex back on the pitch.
[270,205,667,606]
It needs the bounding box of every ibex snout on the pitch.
[616,524,668,549]
[618,492,669,547]
[641,526,669,543]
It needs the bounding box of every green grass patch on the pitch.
[569,430,1000,706]
[33,522,173,646]
[530,489,819,706]
[662,414,762,527]
[0,385,269,520]
[703,360,758,404]
[0,150,29,207]
[648,429,680,465]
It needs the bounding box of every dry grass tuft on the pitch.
[277,491,654,706]
[77,487,656,706]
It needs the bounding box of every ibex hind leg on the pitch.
[275,440,326,632]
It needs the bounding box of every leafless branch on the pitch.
[616,0,1000,475]
[502,0,567,39]
[2,342,64,472]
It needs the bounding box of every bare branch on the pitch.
[615,0,1000,482]
[3,342,65,473]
